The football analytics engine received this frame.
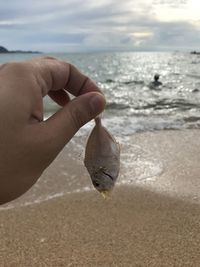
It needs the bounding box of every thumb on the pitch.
[43,92,106,153]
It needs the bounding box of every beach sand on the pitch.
[1,130,200,267]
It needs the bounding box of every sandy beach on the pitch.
[1,129,200,267]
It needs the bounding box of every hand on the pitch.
[0,57,106,204]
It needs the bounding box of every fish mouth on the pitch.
[102,170,114,181]
[100,190,111,199]
[92,169,115,194]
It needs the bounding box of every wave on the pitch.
[106,102,130,110]
[191,61,200,65]
[104,79,144,85]
[105,79,115,83]
[183,116,200,123]
[187,74,200,80]
[0,137,163,211]
[122,80,144,85]
[134,99,200,111]
[192,89,199,93]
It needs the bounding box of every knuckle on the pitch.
[1,61,32,75]
[42,56,57,61]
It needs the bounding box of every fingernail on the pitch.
[90,93,106,115]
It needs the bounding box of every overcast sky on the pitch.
[0,0,199,52]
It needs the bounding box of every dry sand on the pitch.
[1,129,200,267]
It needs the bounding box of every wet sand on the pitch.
[1,130,200,267]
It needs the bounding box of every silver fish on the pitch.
[84,117,120,197]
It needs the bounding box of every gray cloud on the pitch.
[152,0,188,7]
[0,0,199,52]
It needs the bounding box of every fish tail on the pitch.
[95,115,102,126]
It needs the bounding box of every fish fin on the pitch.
[94,116,102,127]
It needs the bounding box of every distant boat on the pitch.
[190,51,200,55]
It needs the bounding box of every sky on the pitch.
[0,0,200,52]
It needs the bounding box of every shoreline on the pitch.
[1,129,200,266]
[1,128,200,210]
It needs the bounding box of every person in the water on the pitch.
[149,74,163,88]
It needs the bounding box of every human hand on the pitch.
[0,57,106,204]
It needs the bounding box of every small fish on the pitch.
[84,116,120,196]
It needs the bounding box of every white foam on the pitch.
[0,136,163,211]
[0,187,93,211]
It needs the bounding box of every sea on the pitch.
[1,51,200,209]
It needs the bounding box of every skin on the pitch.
[0,57,106,205]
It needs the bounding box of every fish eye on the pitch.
[93,181,100,187]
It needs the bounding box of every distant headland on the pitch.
[0,46,41,54]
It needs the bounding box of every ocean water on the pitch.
[0,51,200,209]
[1,51,200,134]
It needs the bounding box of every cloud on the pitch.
[0,0,199,52]
[153,0,188,6]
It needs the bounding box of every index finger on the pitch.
[32,57,102,97]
